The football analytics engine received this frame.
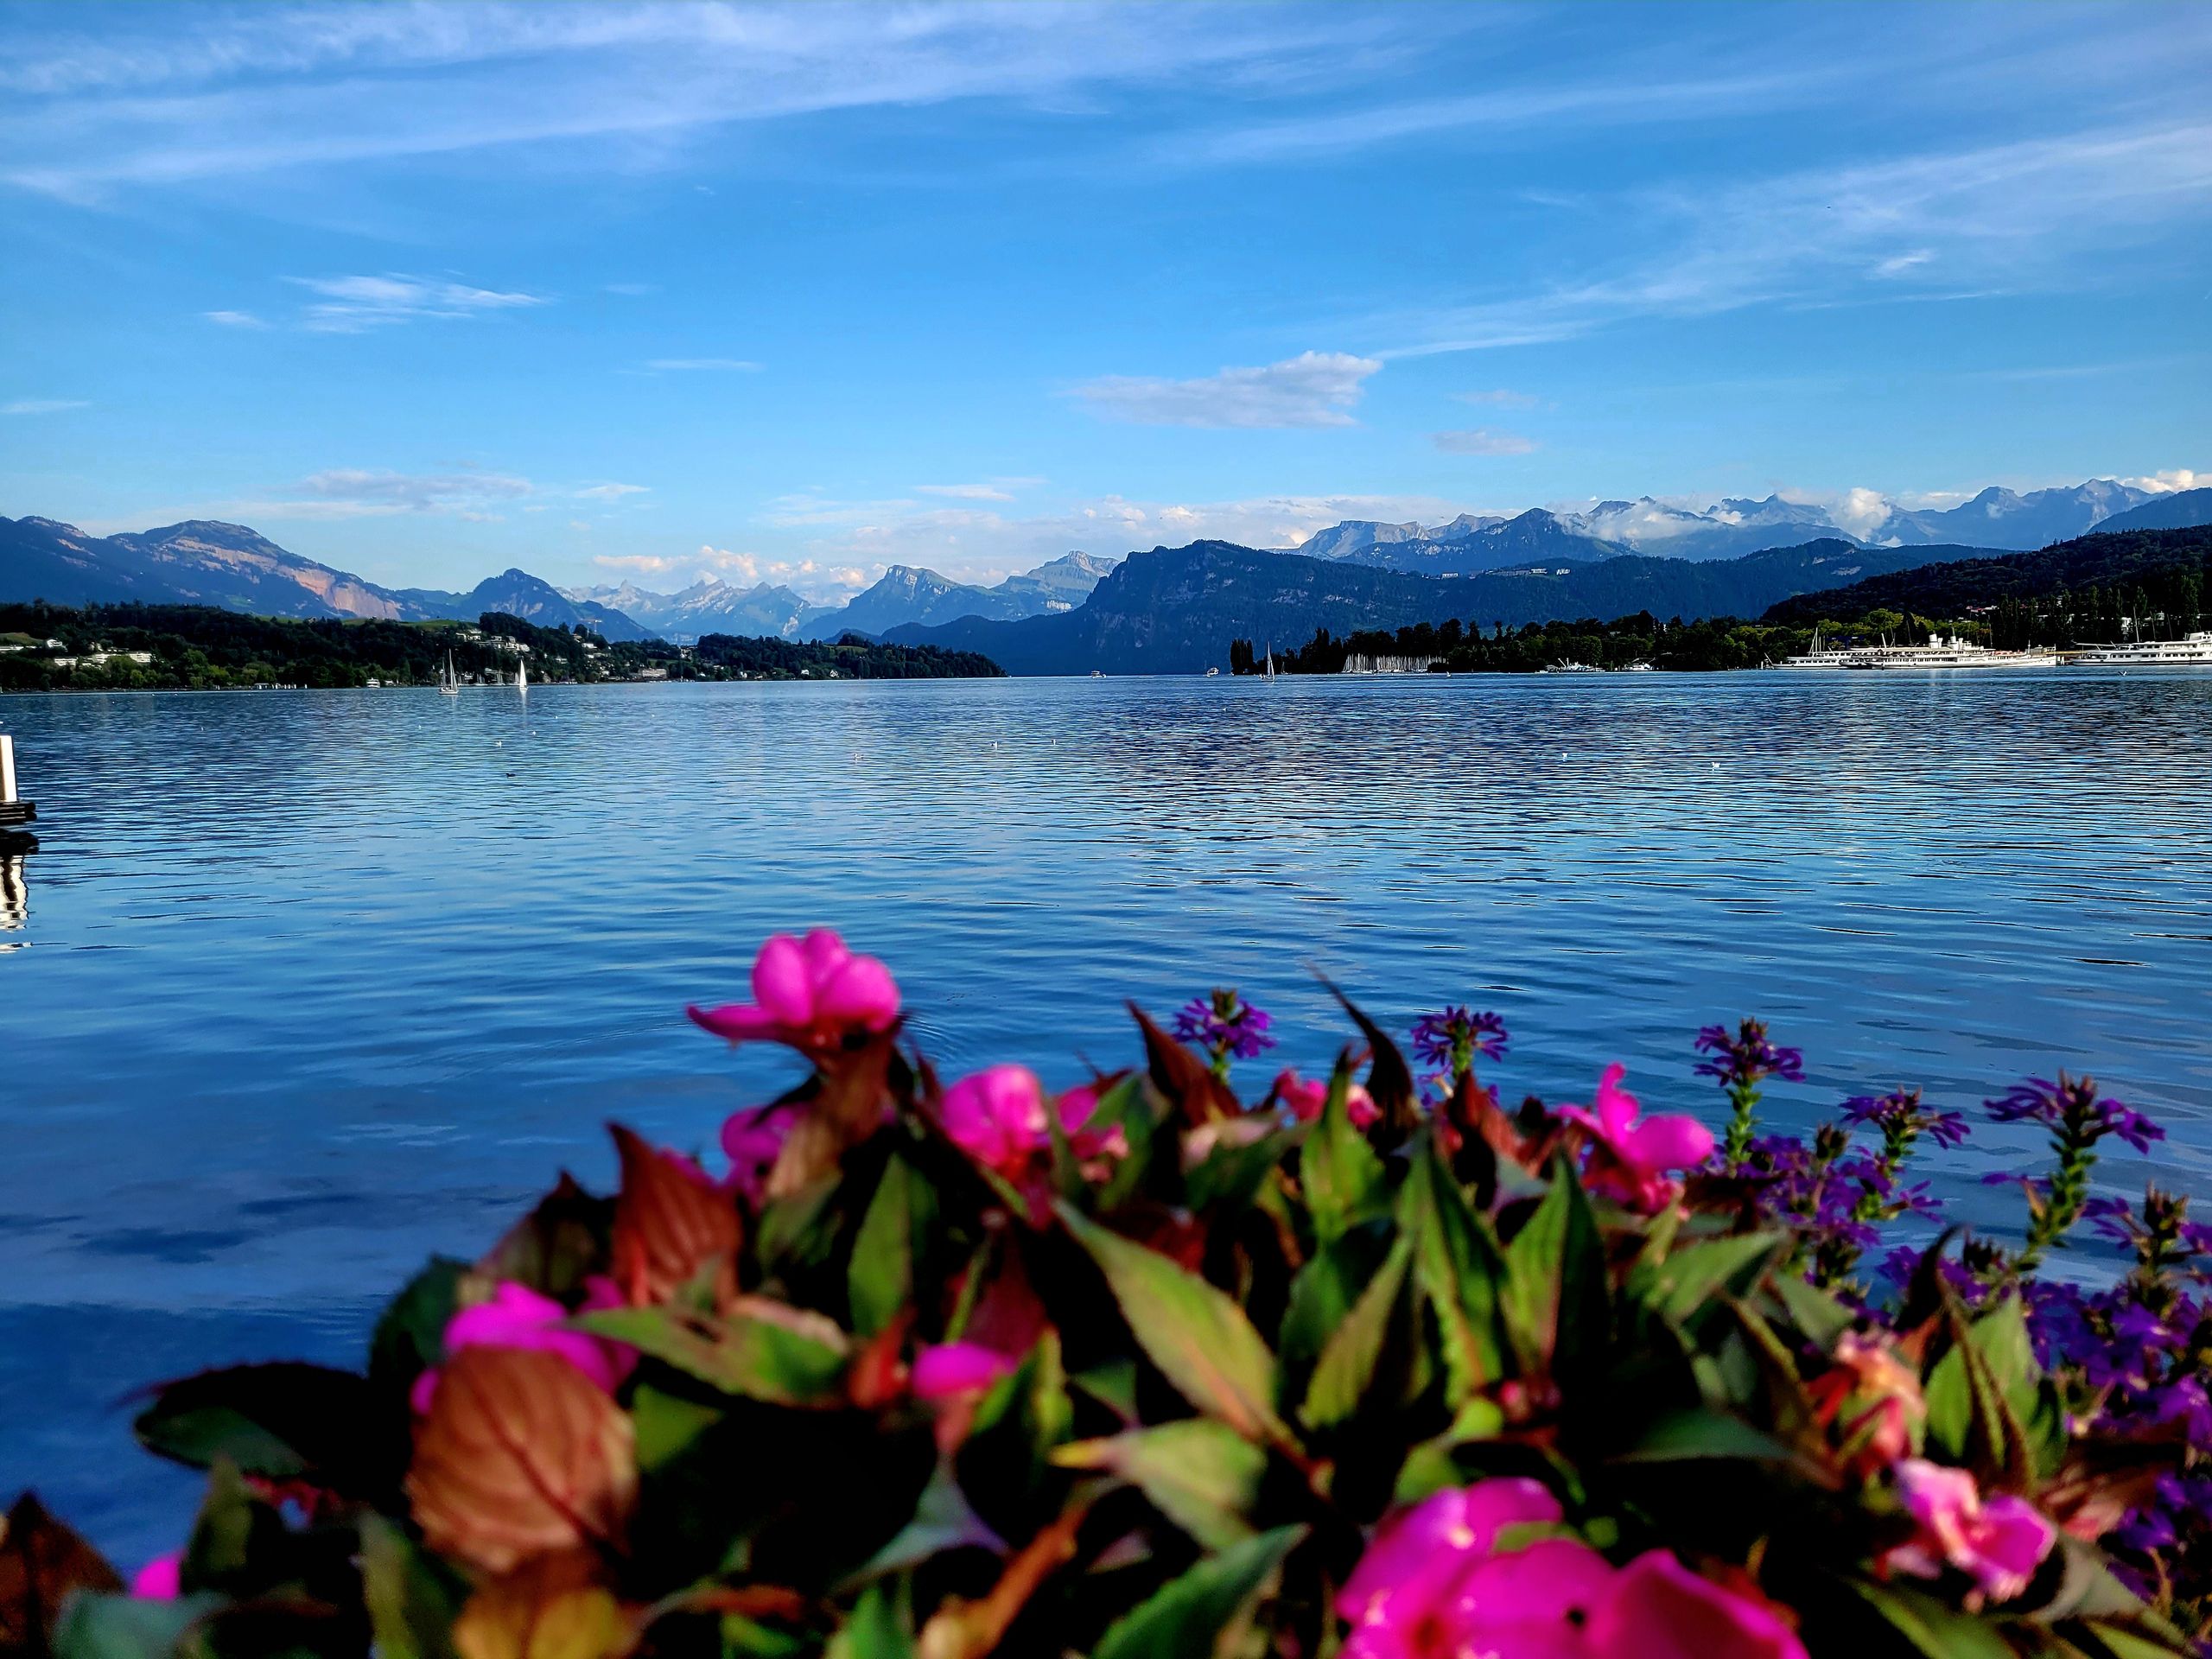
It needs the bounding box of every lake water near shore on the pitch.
[3,671,2209,1561]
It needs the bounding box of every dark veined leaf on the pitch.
[1301,1237,1414,1431]
[1770,1269,1857,1349]
[628,1385,723,1473]
[359,1514,466,1659]
[1316,980,1416,1139]
[960,1331,1076,1528]
[478,1175,612,1302]
[577,1300,849,1408]
[1182,1124,1301,1217]
[1,1492,124,1659]
[1395,1144,1508,1401]
[849,1154,938,1338]
[1846,1578,2018,1659]
[1631,1232,1785,1325]
[450,1549,630,1659]
[1129,1005,1241,1125]
[609,1124,741,1307]
[405,1347,638,1575]
[1090,1525,1306,1659]
[1056,1204,1291,1449]
[1500,1161,1608,1378]
[131,1362,395,1499]
[768,1031,902,1200]
[1092,1077,1170,1212]
[1277,1230,1390,1385]
[1053,1421,1268,1551]
[1300,1056,1388,1249]
[826,1583,913,1659]
[1923,1299,2036,1486]
[179,1459,290,1599]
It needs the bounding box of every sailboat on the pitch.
[516,656,528,695]
[438,651,459,696]
[1263,645,1277,683]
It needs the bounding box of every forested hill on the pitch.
[1760,525,2212,627]
[885,537,1999,675]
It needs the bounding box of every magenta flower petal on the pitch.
[911,1341,1020,1399]
[1621,1113,1716,1172]
[1452,1536,1615,1628]
[1341,1479,1563,1630]
[815,953,900,1030]
[130,1554,182,1600]
[1970,1496,2058,1601]
[686,1002,782,1042]
[751,933,816,1026]
[1586,1551,1807,1659]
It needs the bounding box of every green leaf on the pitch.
[1184,1127,1300,1217]
[1612,1408,1799,1464]
[51,1594,221,1659]
[1300,1238,1413,1431]
[1300,1058,1387,1249]
[1772,1270,1856,1348]
[2081,1620,2202,1659]
[1277,1229,1389,1383]
[755,1174,844,1275]
[180,1460,288,1597]
[1847,1579,2018,1659]
[476,1173,611,1300]
[631,1384,724,1472]
[358,1515,464,1659]
[1637,1233,1784,1324]
[1395,1145,1507,1400]
[578,1303,848,1406]
[1056,1204,1290,1448]
[131,1363,395,1499]
[849,1154,937,1338]
[849,1462,1007,1582]
[960,1332,1075,1526]
[1053,1421,1267,1551]
[826,1583,913,1659]
[1501,1163,1608,1377]
[1091,1525,1306,1659]
[367,1257,467,1406]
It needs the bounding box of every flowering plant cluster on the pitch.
[5,932,2208,1659]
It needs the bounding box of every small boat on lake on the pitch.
[516,656,528,694]
[439,652,460,695]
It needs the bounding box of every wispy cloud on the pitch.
[202,309,267,328]
[575,482,651,501]
[1377,119,2212,356]
[286,274,546,333]
[1453,389,1541,409]
[1433,429,1535,456]
[3,397,89,416]
[1073,352,1382,429]
[642,358,760,372]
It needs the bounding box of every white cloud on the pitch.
[643,358,761,372]
[1433,428,1536,456]
[1872,249,1935,277]
[298,467,535,512]
[916,483,1014,501]
[202,309,267,327]
[2,397,89,415]
[286,274,545,333]
[1453,389,1540,409]
[593,552,688,575]
[1827,487,1897,539]
[1073,352,1382,429]
[575,481,651,501]
[2126,468,2203,493]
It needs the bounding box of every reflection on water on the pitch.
[1,672,2209,1560]
[0,847,26,944]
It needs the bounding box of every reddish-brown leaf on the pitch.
[846,1309,913,1410]
[914,1497,1090,1659]
[608,1127,740,1307]
[452,1550,632,1659]
[0,1493,124,1658]
[480,1174,614,1300]
[765,1032,900,1200]
[1129,1005,1239,1124]
[408,1348,638,1575]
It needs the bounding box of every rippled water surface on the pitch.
[4,673,2210,1557]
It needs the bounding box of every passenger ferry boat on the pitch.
[1776,628,1857,671]
[1840,633,2056,671]
[2062,631,2212,668]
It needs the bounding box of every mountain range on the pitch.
[1297,479,2163,569]
[884,536,2002,675]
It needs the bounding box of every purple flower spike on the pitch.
[1694,1019,1806,1090]
[1410,1007,1509,1073]
[1986,1074,2164,1154]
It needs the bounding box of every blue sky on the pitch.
[2,1,2208,600]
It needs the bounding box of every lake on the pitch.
[4,671,2209,1563]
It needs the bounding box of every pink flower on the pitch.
[1560,1064,1713,1213]
[1274,1068,1379,1128]
[910,1341,1021,1400]
[410,1278,636,1414]
[1882,1459,2056,1605]
[1586,1551,1807,1659]
[130,1554,181,1600]
[1806,1332,1925,1473]
[687,930,899,1056]
[1340,1481,1806,1659]
[938,1065,1122,1182]
[720,1103,798,1205]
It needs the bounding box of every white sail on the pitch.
[517,656,528,693]
[439,650,459,694]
